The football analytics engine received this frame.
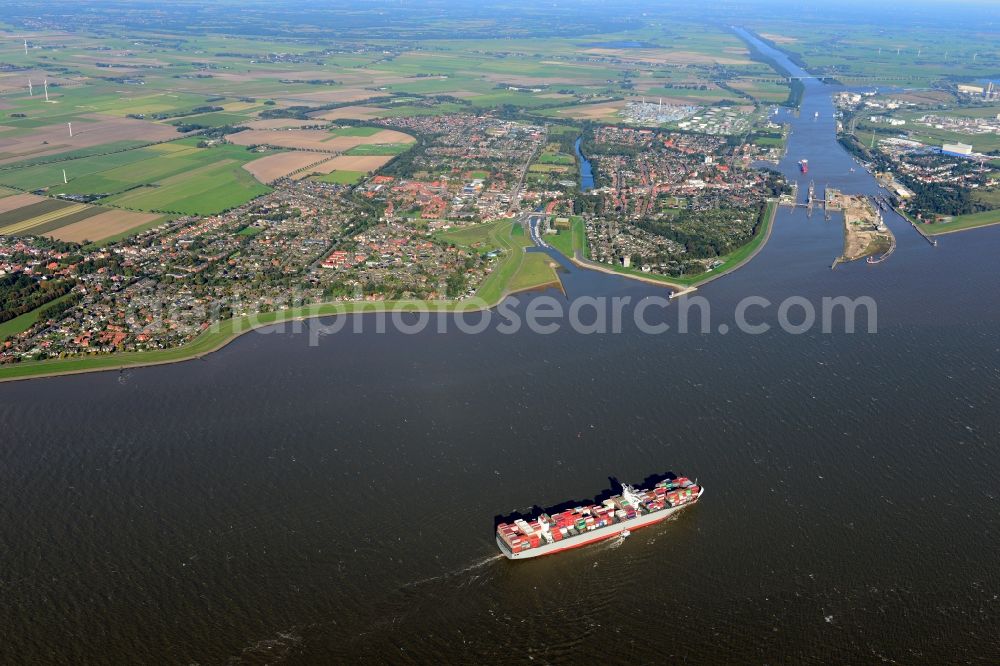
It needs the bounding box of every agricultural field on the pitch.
[0,192,44,213]
[543,101,628,122]
[226,128,415,152]
[104,159,269,215]
[344,143,413,156]
[311,170,365,185]
[243,151,330,184]
[310,106,391,122]
[310,155,396,173]
[0,198,83,234]
[746,19,1000,84]
[546,216,588,259]
[0,11,803,240]
[50,210,163,243]
[0,194,161,242]
[328,126,383,137]
[0,138,276,215]
[0,114,179,166]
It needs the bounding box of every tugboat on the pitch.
[799,159,809,174]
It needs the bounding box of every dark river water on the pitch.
[574,136,595,191]
[1,32,999,664]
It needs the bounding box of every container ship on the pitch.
[496,476,703,560]
[799,159,809,174]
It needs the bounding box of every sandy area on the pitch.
[50,209,161,243]
[828,190,893,261]
[243,151,331,183]
[0,193,45,213]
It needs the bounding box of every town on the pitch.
[3,110,791,362]
[575,125,788,277]
[834,88,1000,225]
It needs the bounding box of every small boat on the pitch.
[621,529,631,538]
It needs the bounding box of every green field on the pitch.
[753,135,785,148]
[923,209,1000,235]
[537,153,575,166]
[343,143,412,156]
[857,114,1000,153]
[508,251,560,292]
[329,126,383,137]
[171,111,256,128]
[746,20,1000,84]
[546,216,588,259]
[0,141,151,170]
[436,219,560,304]
[0,292,76,341]
[0,139,274,215]
[105,159,269,215]
[436,221,505,248]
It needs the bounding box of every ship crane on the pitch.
[621,483,644,510]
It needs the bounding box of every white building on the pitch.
[941,142,973,156]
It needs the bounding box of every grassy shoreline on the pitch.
[0,219,560,383]
[920,210,1000,236]
[558,201,778,292]
[0,202,781,383]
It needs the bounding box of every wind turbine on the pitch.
[23,39,28,56]
[62,169,68,184]
[27,79,33,96]
[68,122,73,137]
[44,78,49,102]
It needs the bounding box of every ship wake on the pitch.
[400,554,503,590]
